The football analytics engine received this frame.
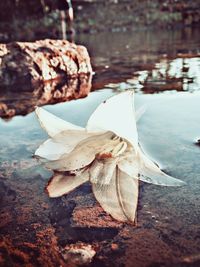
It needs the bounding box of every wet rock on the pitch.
[0,39,92,88]
[0,39,93,119]
[72,204,123,228]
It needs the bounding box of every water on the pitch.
[77,28,200,92]
[1,29,200,119]
[0,29,200,267]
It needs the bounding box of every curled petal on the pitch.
[35,130,95,160]
[44,146,95,171]
[45,132,112,171]
[138,148,186,186]
[92,168,138,223]
[35,107,83,137]
[87,91,138,151]
[47,171,89,198]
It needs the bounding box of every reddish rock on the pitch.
[0,39,93,119]
[0,39,92,88]
[72,204,123,228]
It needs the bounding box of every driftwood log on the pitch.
[0,39,93,118]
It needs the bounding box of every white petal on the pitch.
[47,171,89,198]
[45,132,112,171]
[35,130,95,160]
[92,168,138,222]
[45,146,95,171]
[116,168,138,222]
[87,91,138,151]
[138,148,186,186]
[92,169,128,222]
[35,107,83,137]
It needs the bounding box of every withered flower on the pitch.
[35,92,185,223]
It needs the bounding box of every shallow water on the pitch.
[77,28,200,92]
[1,28,200,119]
[0,29,200,267]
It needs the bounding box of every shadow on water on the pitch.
[0,28,200,267]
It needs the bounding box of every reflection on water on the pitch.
[77,28,200,91]
[107,55,200,94]
[0,74,92,119]
[142,56,200,93]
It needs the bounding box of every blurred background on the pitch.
[0,0,200,42]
